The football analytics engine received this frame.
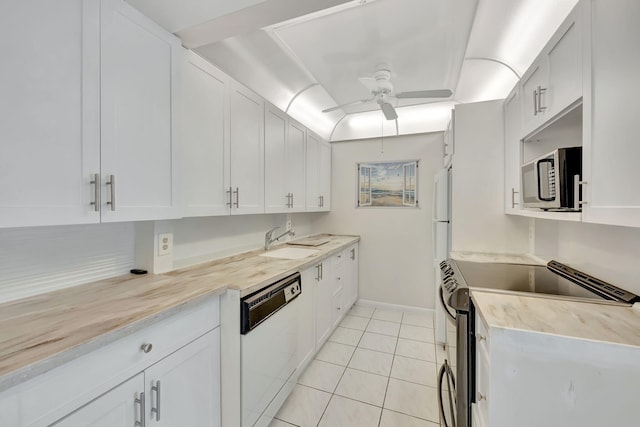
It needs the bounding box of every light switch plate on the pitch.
[158,233,173,256]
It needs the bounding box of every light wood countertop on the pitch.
[0,234,359,392]
[472,290,640,348]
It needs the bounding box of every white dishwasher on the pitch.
[240,272,301,427]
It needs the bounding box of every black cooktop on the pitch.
[443,259,639,305]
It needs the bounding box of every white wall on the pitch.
[534,219,640,295]
[168,213,317,269]
[451,100,530,254]
[310,133,443,309]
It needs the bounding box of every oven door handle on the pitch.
[439,286,457,321]
[438,359,457,427]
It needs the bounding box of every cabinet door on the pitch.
[319,141,332,211]
[100,0,182,222]
[229,81,265,215]
[305,133,321,211]
[0,0,100,227]
[53,373,144,427]
[287,120,307,212]
[297,268,317,372]
[182,51,230,217]
[503,88,522,214]
[145,329,221,427]
[521,60,548,135]
[315,260,333,349]
[546,3,582,119]
[264,105,288,213]
[345,245,359,308]
[583,0,640,227]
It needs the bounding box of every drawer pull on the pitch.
[478,392,486,401]
[141,343,153,353]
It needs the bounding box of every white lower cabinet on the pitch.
[56,330,219,427]
[309,244,359,351]
[297,268,317,372]
[313,258,334,349]
[54,373,144,427]
[0,297,221,427]
[144,329,220,427]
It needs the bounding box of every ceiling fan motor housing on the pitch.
[373,68,393,93]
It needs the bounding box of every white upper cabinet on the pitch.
[319,140,332,212]
[0,0,181,227]
[305,133,321,211]
[264,107,307,213]
[264,105,289,213]
[100,0,182,222]
[522,3,583,136]
[0,0,100,227]
[504,87,522,214]
[582,0,640,227]
[287,119,307,212]
[182,51,229,217]
[305,132,331,211]
[228,81,265,215]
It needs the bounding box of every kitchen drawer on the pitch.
[475,311,490,355]
[7,296,219,427]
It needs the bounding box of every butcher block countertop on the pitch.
[0,234,359,392]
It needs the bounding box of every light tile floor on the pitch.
[272,305,443,427]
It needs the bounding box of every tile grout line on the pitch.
[314,309,374,427]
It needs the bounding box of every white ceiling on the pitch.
[127,0,579,141]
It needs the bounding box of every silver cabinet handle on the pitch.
[226,187,232,207]
[315,264,321,281]
[140,343,153,353]
[537,85,547,112]
[320,262,323,280]
[106,174,116,211]
[90,173,100,212]
[151,380,161,421]
[573,175,587,208]
[233,187,239,208]
[290,193,294,208]
[350,248,355,260]
[511,187,519,208]
[135,391,145,427]
[533,89,538,116]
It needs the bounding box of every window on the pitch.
[356,160,419,208]
[359,165,372,206]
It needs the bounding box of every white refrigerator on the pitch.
[432,167,451,345]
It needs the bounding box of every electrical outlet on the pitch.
[158,233,173,256]
[285,214,292,232]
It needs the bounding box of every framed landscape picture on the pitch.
[357,160,419,208]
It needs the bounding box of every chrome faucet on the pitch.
[264,226,295,250]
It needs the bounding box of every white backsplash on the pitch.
[0,223,135,303]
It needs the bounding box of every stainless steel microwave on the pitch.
[521,147,582,210]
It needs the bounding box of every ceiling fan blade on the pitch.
[380,102,398,121]
[322,97,374,113]
[395,89,452,99]
[358,77,380,93]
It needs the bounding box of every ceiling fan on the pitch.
[322,67,452,120]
